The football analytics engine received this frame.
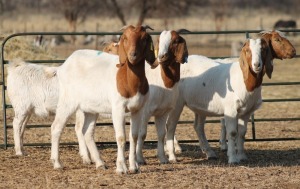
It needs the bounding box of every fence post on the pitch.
[251,114,256,140]
[1,39,8,149]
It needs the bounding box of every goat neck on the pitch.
[117,61,148,98]
[160,59,181,88]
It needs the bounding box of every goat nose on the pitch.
[130,51,137,57]
[254,61,260,68]
[159,54,166,60]
[292,49,296,56]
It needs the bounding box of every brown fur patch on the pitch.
[159,31,189,88]
[103,42,119,55]
[239,39,270,92]
[261,30,296,60]
[116,25,155,97]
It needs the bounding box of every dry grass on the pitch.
[0,141,299,189]
[0,11,299,189]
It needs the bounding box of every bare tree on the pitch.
[110,0,127,25]
[210,0,229,32]
[108,0,195,27]
[51,0,94,43]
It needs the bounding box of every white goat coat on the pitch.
[136,63,179,164]
[51,49,149,172]
[7,61,58,117]
[166,55,262,163]
[7,60,59,155]
[179,55,262,116]
[57,50,147,114]
[144,64,179,116]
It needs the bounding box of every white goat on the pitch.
[165,38,273,164]
[136,30,188,165]
[7,59,111,164]
[7,59,58,156]
[218,30,296,152]
[50,25,155,174]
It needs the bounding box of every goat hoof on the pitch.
[15,151,27,156]
[228,159,240,165]
[159,159,170,164]
[169,159,177,164]
[175,148,182,153]
[128,168,139,174]
[137,161,147,166]
[97,165,108,170]
[53,164,63,169]
[207,156,218,160]
[237,154,248,162]
[116,164,128,175]
[82,159,92,165]
[15,152,24,156]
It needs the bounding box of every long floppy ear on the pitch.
[117,35,127,67]
[151,37,160,69]
[145,34,155,65]
[261,38,273,79]
[239,40,250,81]
[175,36,188,64]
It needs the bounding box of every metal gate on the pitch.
[1,30,300,149]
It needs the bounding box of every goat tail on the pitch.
[7,58,26,68]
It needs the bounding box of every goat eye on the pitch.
[275,38,280,42]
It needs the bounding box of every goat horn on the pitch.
[119,25,131,31]
[176,29,191,34]
[142,25,154,31]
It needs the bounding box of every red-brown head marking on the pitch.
[260,30,296,60]
[118,25,155,67]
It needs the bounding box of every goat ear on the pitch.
[145,34,156,66]
[239,44,249,81]
[264,44,274,79]
[117,35,127,67]
[175,36,189,64]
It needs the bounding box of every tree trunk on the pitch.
[111,0,126,26]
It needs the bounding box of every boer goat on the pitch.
[219,30,296,152]
[7,60,58,156]
[136,30,189,165]
[102,42,119,54]
[50,25,155,174]
[165,38,272,164]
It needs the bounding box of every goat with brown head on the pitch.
[239,38,272,92]
[116,25,156,98]
[151,30,189,88]
[259,30,296,79]
[118,25,155,67]
[136,29,189,165]
[260,30,296,59]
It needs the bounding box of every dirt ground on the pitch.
[0,141,299,188]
